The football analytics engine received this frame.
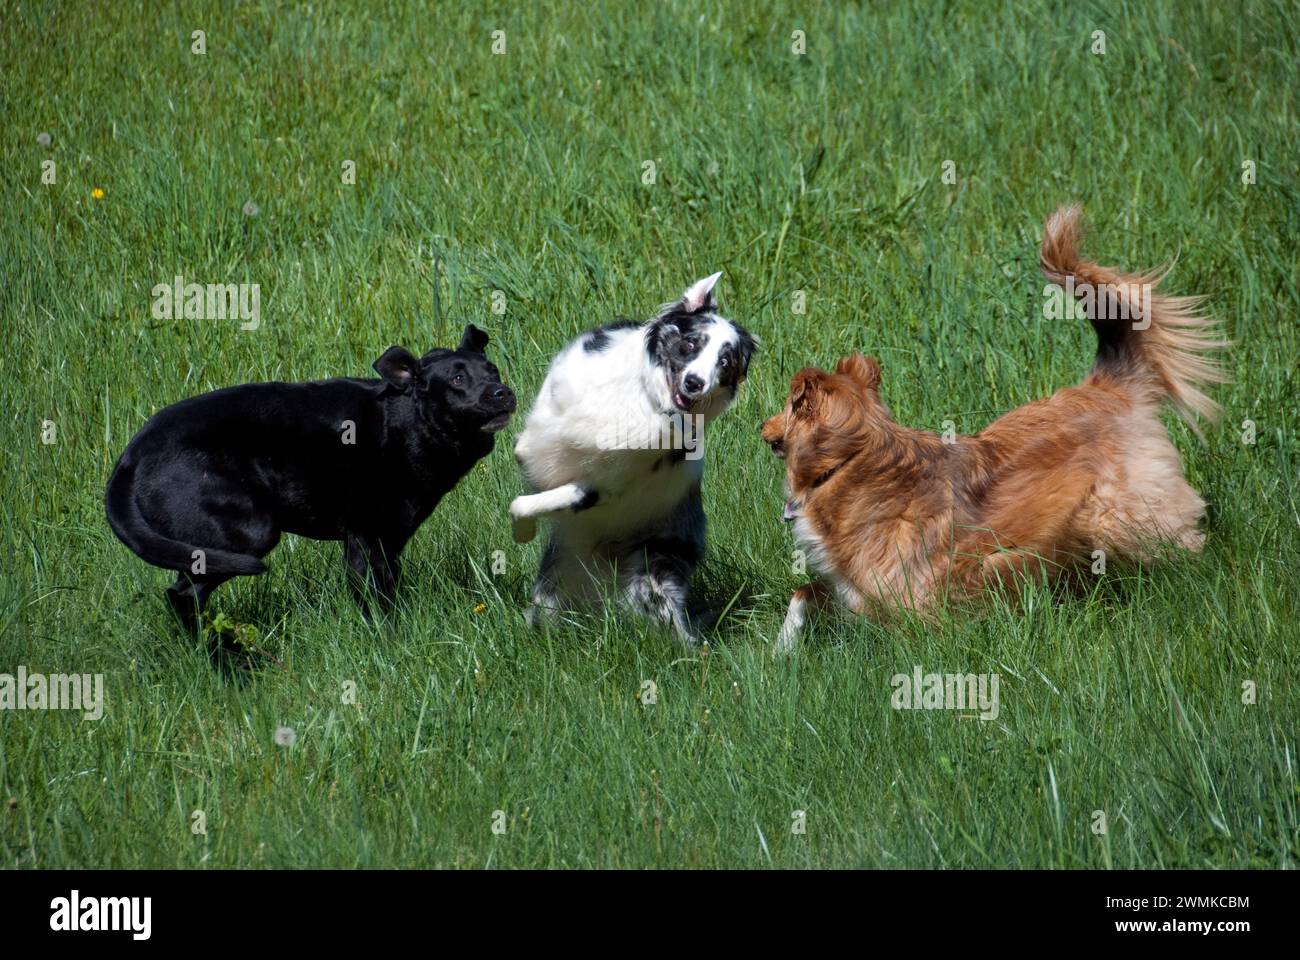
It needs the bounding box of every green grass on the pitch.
[2,0,1297,869]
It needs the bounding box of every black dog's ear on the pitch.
[373,346,420,392]
[459,324,489,354]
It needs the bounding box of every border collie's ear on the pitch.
[374,346,420,392]
[459,324,489,354]
[790,370,822,418]
[836,352,881,391]
[646,319,681,358]
[681,271,723,313]
[734,327,758,379]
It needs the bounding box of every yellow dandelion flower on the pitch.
[473,602,487,614]
[90,187,104,200]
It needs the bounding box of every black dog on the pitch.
[105,325,515,630]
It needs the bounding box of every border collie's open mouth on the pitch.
[672,390,696,412]
[481,412,513,432]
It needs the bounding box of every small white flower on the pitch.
[36,132,52,147]
[242,200,260,218]
[274,725,297,747]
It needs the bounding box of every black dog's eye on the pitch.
[452,374,465,386]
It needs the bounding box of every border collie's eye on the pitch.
[719,357,730,369]
[679,341,696,355]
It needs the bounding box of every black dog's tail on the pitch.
[1040,205,1230,438]
[105,458,266,576]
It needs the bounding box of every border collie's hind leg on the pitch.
[621,545,697,645]
[621,486,707,645]
[524,537,564,628]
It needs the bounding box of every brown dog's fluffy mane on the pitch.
[762,207,1228,643]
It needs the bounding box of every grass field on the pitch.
[2,0,1297,869]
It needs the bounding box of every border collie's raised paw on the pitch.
[510,511,538,544]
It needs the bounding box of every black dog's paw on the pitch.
[204,613,280,672]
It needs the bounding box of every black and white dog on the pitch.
[510,273,756,643]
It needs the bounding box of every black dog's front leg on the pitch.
[344,532,401,614]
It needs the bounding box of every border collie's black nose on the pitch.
[683,374,704,395]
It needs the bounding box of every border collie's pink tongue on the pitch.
[783,498,800,522]
[674,390,695,412]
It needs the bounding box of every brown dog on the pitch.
[761,206,1229,651]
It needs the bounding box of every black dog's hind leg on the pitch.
[165,574,230,633]
[345,532,403,614]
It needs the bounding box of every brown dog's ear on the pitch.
[835,352,881,391]
[374,346,420,392]
[789,370,822,418]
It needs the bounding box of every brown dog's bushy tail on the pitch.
[1040,205,1229,435]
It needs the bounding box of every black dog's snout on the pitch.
[491,384,517,409]
[682,373,704,395]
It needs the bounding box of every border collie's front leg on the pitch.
[775,581,833,653]
[509,483,598,543]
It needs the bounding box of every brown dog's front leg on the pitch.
[774,581,833,654]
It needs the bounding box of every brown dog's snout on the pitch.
[760,415,787,458]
